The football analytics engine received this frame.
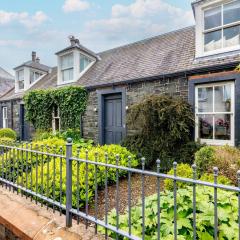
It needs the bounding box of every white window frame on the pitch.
[60,52,74,83]
[203,0,240,55]
[195,81,235,146]
[195,0,240,58]
[17,69,24,90]
[52,106,60,133]
[2,107,8,129]
[30,70,44,84]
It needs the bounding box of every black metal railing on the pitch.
[0,139,239,240]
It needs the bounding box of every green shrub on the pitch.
[103,186,238,239]
[21,144,138,208]
[164,163,193,190]
[0,137,15,144]
[33,129,93,147]
[123,95,194,170]
[195,146,215,174]
[175,141,205,165]
[0,138,66,182]
[0,128,17,140]
[195,145,240,184]
[200,173,232,185]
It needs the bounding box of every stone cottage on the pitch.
[1,0,240,146]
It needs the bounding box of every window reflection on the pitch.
[199,115,213,139]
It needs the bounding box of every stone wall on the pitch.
[82,76,188,143]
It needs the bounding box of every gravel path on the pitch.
[88,174,163,219]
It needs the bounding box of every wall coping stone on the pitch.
[0,186,104,240]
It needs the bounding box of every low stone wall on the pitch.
[0,186,104,240]
[0,224,20,240]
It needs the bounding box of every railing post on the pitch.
[66,138,73,228]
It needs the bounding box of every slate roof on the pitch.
[0,68,14,97]
[1,25,240,101]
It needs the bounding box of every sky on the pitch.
[0,0,195,74]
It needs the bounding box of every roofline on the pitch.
[55,45,99,60]
[98,25,195,55]
[1,61,239,101]
[85,61,240,90]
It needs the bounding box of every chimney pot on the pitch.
[36,57,40,63]
[32,51,36,62]
[69,35,76,46]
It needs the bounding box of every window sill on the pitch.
[198,138,234,146]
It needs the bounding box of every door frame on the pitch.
[97,88,126,145]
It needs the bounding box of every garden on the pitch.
[0,88,239,239]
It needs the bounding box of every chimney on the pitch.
[36,57,40,63]
[69,35,76,46]
[32,51,36,62]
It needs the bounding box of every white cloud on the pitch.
[84,0,194,48]
[0,10,49,29]
[63,0,90,13]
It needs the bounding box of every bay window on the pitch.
[61,53,74,82]
[195,82,235,145]
[204,0,240,53]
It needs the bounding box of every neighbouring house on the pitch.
[0,0,240,146]
[0,67,14,97]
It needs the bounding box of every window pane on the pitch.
[215,114,231,140]
[198,87,213,112]
[215,85,232,112]
[198,115,213,139]
[80,54,92,72]
[62,68,73,82]
[223,0,240,25]
[17,70,24,81]
[223,25,240,47]
[204,6,222,30]
[204,30,222,52]
[19,80,24,89]
[61,53,73,69]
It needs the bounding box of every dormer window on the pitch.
[204,1,240,52]
[61,53,74,82]
[194,0,240,58]
[17,69,24,90]
[14,51,50,93]
[56,36,98,85]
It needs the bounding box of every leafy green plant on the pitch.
[236,64,240,71]
[0,128,17,140]
[21,144,138,208]
[102,186,238,239]
[33,129,93,147]
[195,146,215,174]
[164,163,193,191]
[195,145,240,184]
[123,95,194,170]
[24,86,88,131]
[200,173,232,185]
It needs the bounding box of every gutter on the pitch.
[85,61,240,91]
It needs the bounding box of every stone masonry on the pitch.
[82,76,188,143]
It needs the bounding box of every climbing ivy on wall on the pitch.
[24,86,88,131]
